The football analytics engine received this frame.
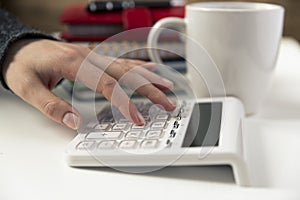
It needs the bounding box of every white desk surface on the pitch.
[0,38,299,200]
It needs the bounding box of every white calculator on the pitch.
[65,97,251,186]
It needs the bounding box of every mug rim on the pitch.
[187,1,284,12]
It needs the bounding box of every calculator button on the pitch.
[98,140,116,149]
[77,141,95,150]
[177,114,182,120]
[155,114,169,120]
[141,140,159,149]
[170,130,176,138]
[86,131,123,139]
[146,130,162,139]
[119,140,137,149]
[173,121,179,129]
[132,123,147,129]
[113,123,128,130]
[126,131,142,139]
[94,124,110,130]
[166,139,172,148]
[151,121,166,129]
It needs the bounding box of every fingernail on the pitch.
[162,78,174,88]
[167,98,177,109]
[63,112,79,130]
[143,62,157,71]
[136,112,145,125]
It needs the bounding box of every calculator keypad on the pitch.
[77,101,190,151]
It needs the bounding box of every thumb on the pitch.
[26,84,81,130]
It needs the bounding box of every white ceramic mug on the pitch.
[148,2,284,114]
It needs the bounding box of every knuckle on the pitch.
[62,47,80,63]
[42,100,60,117]
[58,47,82,79]
[79,45,90,53]
[99,76,118,94]
[112,62,131,74]
[122,64,132,73]
[117,59,134,72]
[102,77,117,88]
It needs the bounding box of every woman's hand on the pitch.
[2,39,176,130]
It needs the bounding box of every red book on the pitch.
[60,4,185,41]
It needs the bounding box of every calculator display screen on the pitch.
[182,102,222,147]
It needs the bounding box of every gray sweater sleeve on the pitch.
[0,9,58,90]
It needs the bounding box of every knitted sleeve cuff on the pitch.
[0,9,59,90]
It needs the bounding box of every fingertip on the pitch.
[135,111,145,125]
[62,112,81,130]
[166,98,177,111]
[129,102,145,125]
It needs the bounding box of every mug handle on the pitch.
[147,17,185,64]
